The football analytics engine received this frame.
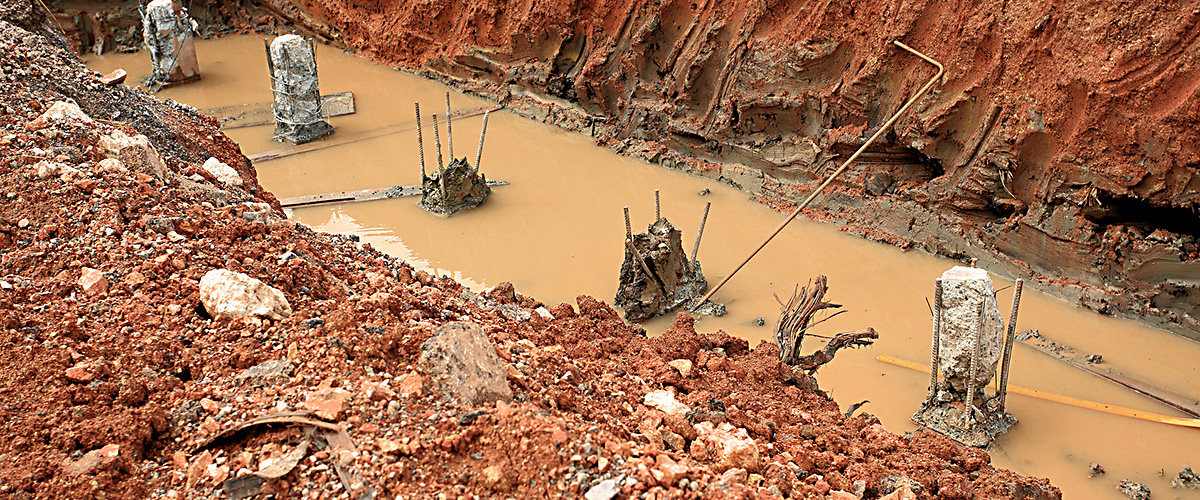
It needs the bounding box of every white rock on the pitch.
[937,266,1004,392]
[668,359,693,377]
[643,389,689,416]
[201,157,243,186]
[96,158,128,175]
[534,306,553,320]
[98,130,166,180]
[34,160,79,181]
[28,101,93,130]
[692,422,760,472]
[78,267,108,296]
[199,269,292,321]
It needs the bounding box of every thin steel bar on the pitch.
[691,202,711,263]
[475,110,490,172]
[624,206,632,240]
[692,41,944,310]
[963,300,984,429]
[929,279,943,401]
[655,190,661,221]
[998,279,1023,412]
[415,102,425,179]
[445,92,454,161]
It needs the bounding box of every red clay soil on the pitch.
[0,5,1061,500]
[200,0,1199,339]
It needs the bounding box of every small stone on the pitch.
[653,454,688,485]
[597,457,610,473]
[78,267,108,296]
[880,485,917,500]
[584,478,620,500]
[667,359,693,378]
[234,359,295,387]
[644,389,689,416]
[1117,479,1151,500]
[301,397,348,421]
[27,101,93,130]
[201,157,243,186]
[692,422,760,472]
[17,218,29,228]
[63,444,119,475]
[1089,462,1105,478]
[396,372,424,397]
[65,363,94,383]
[199,269,292,321]
[187,450,213,490]
[99,68,127,85]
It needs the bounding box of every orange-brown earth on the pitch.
[1,2,1062,499]
[89,0,1195,339]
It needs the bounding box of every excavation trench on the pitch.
[86,36,1200,500]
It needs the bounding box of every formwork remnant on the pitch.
[416,96,493,216]
[268,34,334,144]
[140,0,199,86]
[912,266,1020,447]
[615,202,723,322]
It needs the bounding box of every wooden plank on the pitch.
[279,179,508,208]
[1016,332,1200,418]
[248,105,501,163]
[204,91,357,129]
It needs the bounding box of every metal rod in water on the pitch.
[263,39,275,86]
[692,41,944,311]
[963,300,984,429]
[624,206,632,241]
[475,110,490,172]
[432,113,446,209]
[445,92,454,161]
[998,279,1023,412]
[691,201,711,263]
[625,238,661,292]
[415,102,425,179]
[655,190,661,221]
[929,279,943,401]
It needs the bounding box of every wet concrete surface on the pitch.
[84,36,1200,500]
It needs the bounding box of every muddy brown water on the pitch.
[86,36,1200,499]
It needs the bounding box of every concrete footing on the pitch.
[268,34,333,144]
[140,0,200,85]
[615,217,718,322]
[913,266,1017,447]
[419,157,491,215]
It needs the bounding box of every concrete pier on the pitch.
[268,34,334,144]
[140,0,200,85]
[913,266,1017,447]
[615,215,719,322]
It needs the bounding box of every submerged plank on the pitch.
[204,91,356,129]
[279,180,509,208]
[248,105,501,163]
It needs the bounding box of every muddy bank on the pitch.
[144,0,1200,339]
[0,5,1063,498]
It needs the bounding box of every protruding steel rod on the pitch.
[625,238,662,292]
[963,300,984,429]
[432,113,447,209]
[691,201,711,263]
[415,102,426,179]
[475,110,490,172]
[998,279,1023,412]
[929,279,943,401]
[264,39,275,85]
[692,41,944,311]
[624,206,632,240]
[655,190,661,221]
[445,92,454,161]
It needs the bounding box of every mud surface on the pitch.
[215,0,1200,339]
[0,7,1064,499]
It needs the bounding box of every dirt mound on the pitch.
[249,0,1200,338]
[0,7,1059,499]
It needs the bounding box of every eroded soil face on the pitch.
[0,7,1060,499]
[175,0,1199,338]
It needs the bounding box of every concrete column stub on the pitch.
[268,34,334,144]
[937,266,1004,393]
[141,0,200,85]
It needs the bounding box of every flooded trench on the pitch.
[86,36,1200,499]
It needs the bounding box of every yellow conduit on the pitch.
[876,355,1200,430]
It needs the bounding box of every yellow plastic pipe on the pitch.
[876,355,1200,429]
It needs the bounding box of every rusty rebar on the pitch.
[263,39,275,84]
[655,189,661,221]
[625,238,661,292]
[475,110,490,172]
[998,279,1023,412]
[929,278,943,401]
[432,113,446,210]
[445,92,454,161]
[692,41,944,311]
[691,201,711,264]
[963,300,985,429]
[624,206,632,241]
[415,102,425,179]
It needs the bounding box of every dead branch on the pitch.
[774,276,842,365]
[794,328,879,374]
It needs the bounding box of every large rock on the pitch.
[690,422,760,473]
[199,269,292,321]
[417,322,512,406]
[98,129,166,181]
[201,157,243,186]
[28,101,93,130]
[937,266,1004,392]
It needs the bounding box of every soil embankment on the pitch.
[0,3,1062,498]
[125,0,1199,339]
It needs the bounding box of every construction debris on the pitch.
[773,275,878,374]
[912,267,1020,447]
[614,201,720,321]
[268,34,334,144]
[139,0,199,86]
[416,94,493,215]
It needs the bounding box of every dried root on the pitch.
[774,275,878,374]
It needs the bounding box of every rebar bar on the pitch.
[432,113,446,210]
[691,41,945,311]
[655,189,661,221]
[929,278,942,401]
[415,102,425,179]
[475,110,490,172]
[998,279,1023,412]
[624,206,632,240]
[625,238,661,292]
[445,92,454,161]
[963,300,984,429]
[263,39,275,83]
[691,201,711,263]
